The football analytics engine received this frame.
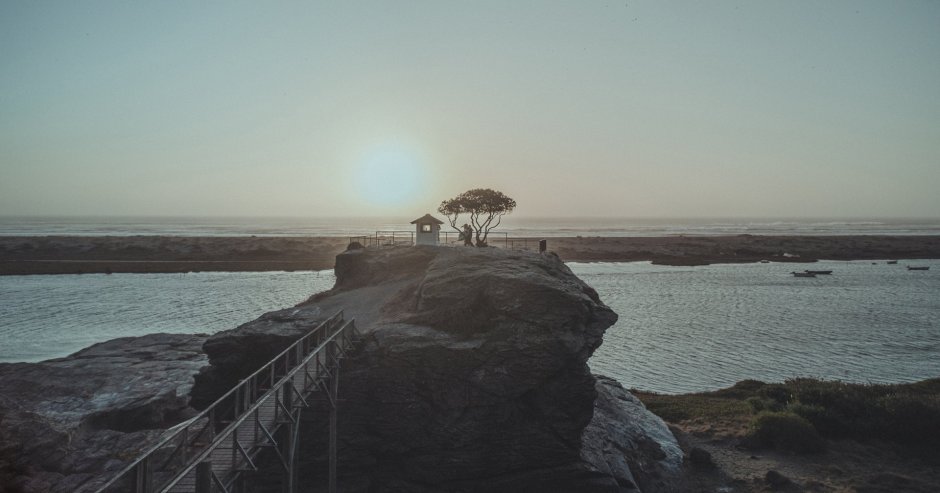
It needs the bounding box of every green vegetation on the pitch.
[637,393,751,423]
[636,378,940,457]
[750,411,825,453]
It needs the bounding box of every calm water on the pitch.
[1,261,938,394]
[574,260,940,393]
[2,215,939,237]
[0,271,335,363]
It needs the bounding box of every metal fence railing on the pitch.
[93,311,358,493]
[348,231,415,248]
[441,232,543,251]
[348,231,545,252]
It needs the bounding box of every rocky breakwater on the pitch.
[198,245,682,492]
[0,334,208,492]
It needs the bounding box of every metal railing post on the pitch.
[195,461,212,493]
[135,457,152,493]
[329,343,339,493]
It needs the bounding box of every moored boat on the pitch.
[887,260,898,264]
[805,270,832,275]
[792,271,816,277]
[907,266,930,271]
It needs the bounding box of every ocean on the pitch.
[2,215,940,237]
[1,260,937,394]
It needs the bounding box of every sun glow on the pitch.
[356,148,425,207]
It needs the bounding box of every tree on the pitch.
[438,188,516,247]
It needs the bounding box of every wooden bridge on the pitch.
[94,311,360,493]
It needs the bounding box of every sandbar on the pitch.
[1,234,939,275]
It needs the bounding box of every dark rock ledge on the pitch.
[0,334,207,492]
[1,246,682,492]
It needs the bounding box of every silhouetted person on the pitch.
[463,224,473,246]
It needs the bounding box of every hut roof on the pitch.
[410,213,444,225]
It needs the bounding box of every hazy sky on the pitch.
[2,1,939,218]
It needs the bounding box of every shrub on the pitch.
[747,397,784,414]
[749,411,825,454]
[746,397,766,413]
[783,378,940,451]
[787,402,826,424]
[758,384,791,406]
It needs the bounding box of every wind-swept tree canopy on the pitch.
[438,188,516,247]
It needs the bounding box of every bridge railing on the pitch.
[94,310,351,493]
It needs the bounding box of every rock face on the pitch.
[198,245,682,492]
[0,333,207,493]
[327,247,615,492]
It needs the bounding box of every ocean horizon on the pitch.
[2,215,940,238]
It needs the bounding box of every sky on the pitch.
[1,1,939,219]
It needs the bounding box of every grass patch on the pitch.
[750,411,825,453]
[633,392,751,423]
[635,378,940,457]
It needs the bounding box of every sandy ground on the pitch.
[2,235,939,274]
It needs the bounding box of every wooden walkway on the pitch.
[94,311,359,493]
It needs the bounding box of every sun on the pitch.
[356,149,424,207]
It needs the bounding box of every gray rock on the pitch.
[202,246,679,491]
[582,376,684,492]
[0,333,207,492]
[688,446,715,469]
[765,469,797,490]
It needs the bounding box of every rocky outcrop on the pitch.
[198,245,682,492]
[2,244,683,492]
[0,333,207,492]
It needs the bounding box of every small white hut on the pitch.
[411,213,444,246]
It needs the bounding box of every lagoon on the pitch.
[1,260,937,394]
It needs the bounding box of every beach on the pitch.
[2,234,940,275]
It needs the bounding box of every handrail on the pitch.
[161,319,359,491]
[94,310,347,492]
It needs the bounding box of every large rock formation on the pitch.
[200,246,682,491]
[2,245,682,492]
[0,333,207,492]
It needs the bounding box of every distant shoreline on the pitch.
[2,234,939,275]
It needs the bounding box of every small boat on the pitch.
[907,266,930,271]
[805,270,832,275]
[887,260,898,265]
[759,260,770,264]
[792,271,816,277]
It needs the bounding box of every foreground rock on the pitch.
[199,245,682,492]
[583,377,683,492]
[0,334,207,492]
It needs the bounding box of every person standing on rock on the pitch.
[462,224,474,246]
